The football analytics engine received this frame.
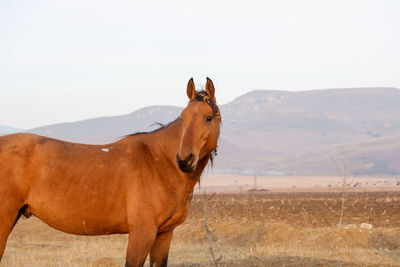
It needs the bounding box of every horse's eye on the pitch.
[206,116,213,122]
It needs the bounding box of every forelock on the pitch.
[191,90,221,119]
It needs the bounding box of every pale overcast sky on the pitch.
[1,0,399,129]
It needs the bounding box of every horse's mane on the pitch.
[124,118,179,138]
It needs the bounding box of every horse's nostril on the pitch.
[186,153,194,165]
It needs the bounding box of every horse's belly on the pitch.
[31,205,129,235]
[27,191,129,235]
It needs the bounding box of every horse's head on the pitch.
[176,78,221,173]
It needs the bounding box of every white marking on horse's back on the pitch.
[101,148,110,152]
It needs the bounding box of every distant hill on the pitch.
[27,106,182,144]
[0,125,21,135]
[24,87,400,176]
[218,87,400,175]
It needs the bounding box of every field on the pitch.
[2,189,400,266]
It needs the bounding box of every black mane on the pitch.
[124,118,179,137]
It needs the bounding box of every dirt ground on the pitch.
[2,181,400,266]
[197,174,400,192]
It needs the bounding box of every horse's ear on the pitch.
[187,78,196,100]
[205,77,215,100]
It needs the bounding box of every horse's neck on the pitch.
[153,119,182,162]
[122,119,208,184]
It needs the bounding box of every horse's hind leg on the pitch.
[0,199,24,260]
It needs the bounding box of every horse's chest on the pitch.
[158,198,190,232]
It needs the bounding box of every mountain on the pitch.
[217,87,400,175]
[27,106,182,144]
[24,87,400,176]
[0,125,21,135]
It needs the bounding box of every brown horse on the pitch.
[0,78,221,267]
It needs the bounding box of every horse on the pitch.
[0,78,221,267]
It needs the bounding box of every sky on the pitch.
[1,0,399,129]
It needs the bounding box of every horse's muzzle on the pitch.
[176,153,196,173]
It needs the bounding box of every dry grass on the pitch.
[2,191,400,266]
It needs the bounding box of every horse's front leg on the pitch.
[149,230,173,267]
[125,226,157,267]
